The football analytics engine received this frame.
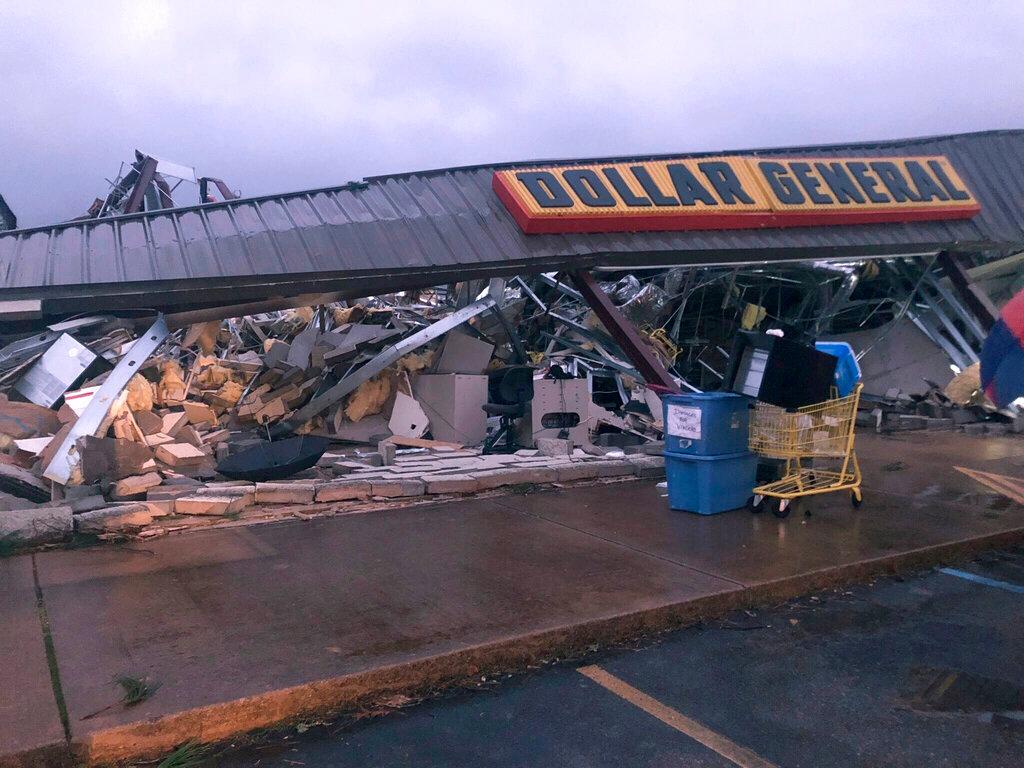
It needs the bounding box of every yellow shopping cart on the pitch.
[747,384,863,518]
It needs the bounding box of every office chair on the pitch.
[481,365,534,454]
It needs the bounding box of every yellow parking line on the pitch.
[578,665,779,768]
[954,466,1024,505]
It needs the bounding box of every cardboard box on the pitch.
[413,374,488,446]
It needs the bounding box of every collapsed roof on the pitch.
[2,129,1023,319]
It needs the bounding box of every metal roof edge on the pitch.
[3,128,1021,240]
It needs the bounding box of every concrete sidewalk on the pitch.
[3,431,1023,766]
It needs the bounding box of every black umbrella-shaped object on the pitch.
[216,435,331,482]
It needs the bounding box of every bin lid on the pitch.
[664,391,745,403]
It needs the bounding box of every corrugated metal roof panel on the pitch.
[2,130,1023,315]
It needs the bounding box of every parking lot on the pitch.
[219,548,1024,768]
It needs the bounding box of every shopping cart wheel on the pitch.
[747,495,765,514]
[771,499,792,519]
[850,489,863,508]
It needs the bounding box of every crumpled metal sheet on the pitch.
[600,275,643,305]
[619,283,670,328]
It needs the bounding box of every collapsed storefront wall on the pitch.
[2,130,1024,320]
[822,320,957,394]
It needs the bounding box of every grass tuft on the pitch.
[154,741,206,768]
[115,674,162,707]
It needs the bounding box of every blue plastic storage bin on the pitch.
[814,342,862,397]
[663,392,750,456]
[664,450,757,515]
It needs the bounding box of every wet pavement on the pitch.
[0,557,66,766]
[1,430,1022,765]
[217,547,1024,768]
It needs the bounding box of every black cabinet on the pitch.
[723,332,837,409]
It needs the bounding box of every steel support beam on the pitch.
[199,177,238,202]
[121,155,159,215]
[936,251,999,332]
[569,270,679,392]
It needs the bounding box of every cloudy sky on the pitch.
[2,0,1022,227]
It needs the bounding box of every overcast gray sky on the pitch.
[2,0,1022,228]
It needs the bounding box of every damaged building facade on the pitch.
[0,129,1021,544]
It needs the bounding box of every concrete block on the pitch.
[75,504,154,534]
[951,409,977,425]
[896,415,928,431]
[360,452,384,467]
[554,462,602,482]
[423,474,479,494]
[201,481,256,491]
[111,472,164,500]
[255,483,316,505]
[588,460,635,478]
[378,441,397,466]
[315,479,372,502]
[145,499,176,516]
[628,455,667,478]
[148,486,195,501]
[175,495,249,516]
[473,466,557,490]
[387,463,445,474]
[536,437,574,457]
[64,484,102,500]
[962,422,988,436]
[370,478,425,498]
[0,506,72,544]
[555,459,634,482]
[67,494,109,514]
[155,442,207,466]
[195,485,256,506]
[924,417,954,431]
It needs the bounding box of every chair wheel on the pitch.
[747,495,765,514]
[851,490,863,508]
[771,499,792,519]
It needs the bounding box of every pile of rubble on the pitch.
[1,251,1020,548]
[0,282,673,547]
[863,363,1024,435]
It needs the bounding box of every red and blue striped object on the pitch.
[981,288,1024,408]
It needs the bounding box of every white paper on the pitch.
[667,404,701,440]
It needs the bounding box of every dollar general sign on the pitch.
[492,156,979,234]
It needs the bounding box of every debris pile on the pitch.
[0,251,1020,547]
[0,284,670,546]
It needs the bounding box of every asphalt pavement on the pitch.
[212,547,1024,768]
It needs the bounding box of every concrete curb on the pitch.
[60,524,1024,767]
